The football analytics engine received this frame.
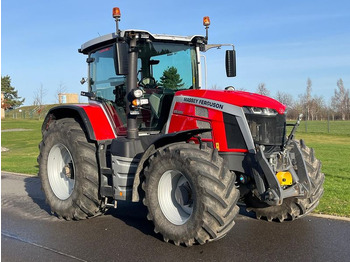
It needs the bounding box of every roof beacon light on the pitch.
[203,16,210,27]
[112,7,121,19]
[203,16,210,42]
[113,7,121,35]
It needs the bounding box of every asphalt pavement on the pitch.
[2,172,350,262]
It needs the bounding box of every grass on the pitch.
[1,118,350,217]
[1,119,42,174]
[292,131,350,217]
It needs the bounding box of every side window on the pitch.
[90,46,126,101]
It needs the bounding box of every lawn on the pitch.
[292,132,350,217]
[1,118,350,217]
[1,119,42,175]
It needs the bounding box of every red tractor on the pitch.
[38,8,324,246]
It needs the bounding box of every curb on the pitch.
[310,213,350,222]
[1,170,37,177]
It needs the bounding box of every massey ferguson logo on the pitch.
[183,97,224,110]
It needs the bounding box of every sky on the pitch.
[1,0,350,106]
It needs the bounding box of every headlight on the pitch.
[132,88,143,98]
[243,106,278,116]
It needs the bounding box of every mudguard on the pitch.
[42,104,117,141]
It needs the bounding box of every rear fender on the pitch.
[42,104,117,141]
[131,128,211,202]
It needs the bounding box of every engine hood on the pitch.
[175,89,286,114]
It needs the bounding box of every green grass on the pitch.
[1,118,350,217]
[292,132,350,217]
[1,119,42,174]
[291,120,350,135]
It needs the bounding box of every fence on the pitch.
[4,105,56,120]
[287,120,350,135]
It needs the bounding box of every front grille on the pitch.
[223,113,247,149]
[245,113,286,146]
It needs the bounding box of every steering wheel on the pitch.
[138,76,157,89]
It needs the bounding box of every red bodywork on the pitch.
[167,90,286,153]
[78,89,286,150]
[175,90,286,114]
[76,103,126,140]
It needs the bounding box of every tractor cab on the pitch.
[79,9,236,137]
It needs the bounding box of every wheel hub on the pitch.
[158,170,193,225]
[47,143,75,200]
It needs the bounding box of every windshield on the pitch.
[138,42,198,90]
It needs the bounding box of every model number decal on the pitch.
[183,97,224,110]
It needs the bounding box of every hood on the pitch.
[175,89,286,114]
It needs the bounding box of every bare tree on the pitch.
[256,83,270,96]
[331,78,349,120]
[305,78,312,120]
[55,81,67,103]
[33,84,47,120]
[298,78,313,120]
[275,91,294,108]
[309,96,325,120]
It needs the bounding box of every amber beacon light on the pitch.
[203,16,210,27]
[112,7,121,18]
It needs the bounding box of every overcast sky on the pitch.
[2,0,350,106]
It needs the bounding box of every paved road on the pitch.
[2,172,350,262]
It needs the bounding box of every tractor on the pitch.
[38,7,324,246]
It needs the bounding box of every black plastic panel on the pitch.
[223,113,247,149]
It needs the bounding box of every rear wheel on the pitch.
[142,143,239,246]
[38,118,105,220]
[245,139,325,222]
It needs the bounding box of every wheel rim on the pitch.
[47,143,75,200]
[158,170,193,225]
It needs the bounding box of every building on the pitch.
[1,92,5,119]
[58,93,79,104]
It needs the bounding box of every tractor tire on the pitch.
[245,139,325,222]
[38,118,105,220]
[142,143,239,246]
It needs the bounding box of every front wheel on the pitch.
[142,143,240,246]
[38,118,105,220]
[245,139,325,222]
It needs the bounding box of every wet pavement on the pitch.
[2,172,350,262]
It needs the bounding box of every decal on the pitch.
[183,97,224,110]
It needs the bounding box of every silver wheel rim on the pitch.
[47,143,75,200]
[158,170,193,225]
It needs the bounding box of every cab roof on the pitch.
[79,30,206,54]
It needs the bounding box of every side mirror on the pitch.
[225,50,236,77]
[115,42,129,75]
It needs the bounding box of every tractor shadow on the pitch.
[106,201,162,240]
[24,176,53,216]
[23,176,255,239]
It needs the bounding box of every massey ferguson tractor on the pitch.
[38,8,324,246]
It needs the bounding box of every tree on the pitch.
[331,78,349,120]
[275,91,294,108]
[159,67,184,90]
[1,75,25,109]
[305,78,312,120]
[55,81,67,103]
[33,84,47,107]
[256,83,270,96]
[33,84,47,120]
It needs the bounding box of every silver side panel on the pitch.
[165,95,256,153]
[112,155,140,201]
